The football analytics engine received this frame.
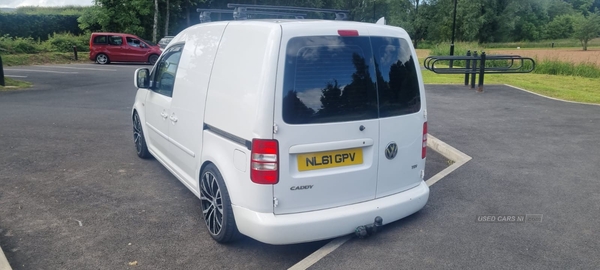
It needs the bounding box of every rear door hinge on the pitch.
[273,197,279,208]
[273,123,279,134]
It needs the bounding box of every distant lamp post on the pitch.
[450,0,458,67]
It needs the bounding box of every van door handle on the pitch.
[160,112,168,119]
[169,115,178,123]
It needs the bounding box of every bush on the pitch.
[0,35,46,54]
[0,33,90,54]
[46,32,90,52]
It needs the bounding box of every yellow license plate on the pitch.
[297,148,363,171]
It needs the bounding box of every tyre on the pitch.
[200,164,240,243]
[132,112,151,159]
[96,53,109,65]
[149,54,159,65]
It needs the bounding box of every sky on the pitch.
[0,0,93,8]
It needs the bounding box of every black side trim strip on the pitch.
[204,124,252,150]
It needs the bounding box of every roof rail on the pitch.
[197,3,350,23]
[196,8,306,23]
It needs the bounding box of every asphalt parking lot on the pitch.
[1,64,599,269]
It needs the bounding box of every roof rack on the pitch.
[197,3,350,23]
[196,8,307,23]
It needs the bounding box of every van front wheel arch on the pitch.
[199,163,240,243]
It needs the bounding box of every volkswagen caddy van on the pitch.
[131,20,429,245]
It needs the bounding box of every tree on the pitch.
[547,0,575,19]
[572,12,600,50]
[546,14,576,39]
[567,0,595,15]
[78,0,153,39]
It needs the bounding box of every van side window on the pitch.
[151,45,183,97]
[93,35,107,44]
[372,37,420,117]
[282,36,378,124]
[108,36,123,46]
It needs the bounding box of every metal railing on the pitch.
[424,51,535,92]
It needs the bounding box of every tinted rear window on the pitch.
[282,36,420,124]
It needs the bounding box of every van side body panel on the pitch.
[166,23,228,190]
[202,21,281,213]
[204,21,281,141]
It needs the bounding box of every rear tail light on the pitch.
[422,122,428,159]
[250,139,279,184]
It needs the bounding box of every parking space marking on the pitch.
[5,69,78,74]
[289,135,471,270]
[4,75,28,78]
[39,66,117,72]
[0,244,11,270]
[288,236,352,270]
[425,134,472,187]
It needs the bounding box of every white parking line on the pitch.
[425,134,472,187]
[5,69,78,74]
[0,244,11,270]
[288,135,472,270]
[4,75,28,78]
[288,236,352,270]
[39,66,117,72]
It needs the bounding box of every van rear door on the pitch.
[369,35,426,198]
[273,26,380,214]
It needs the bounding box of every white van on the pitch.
[132,19,429,245]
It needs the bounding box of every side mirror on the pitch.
[134,68,150,88]
[140,43,147,48]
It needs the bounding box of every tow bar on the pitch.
[354,216,383,238]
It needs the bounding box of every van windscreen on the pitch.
[282,36,420,124]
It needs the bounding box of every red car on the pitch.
[89,32,162,65]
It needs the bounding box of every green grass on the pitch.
[533,60,600,78]
[1,52,89,66]
[1,77,32,90]
[421,70,600,104]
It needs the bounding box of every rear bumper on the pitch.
[232,181,429,245]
